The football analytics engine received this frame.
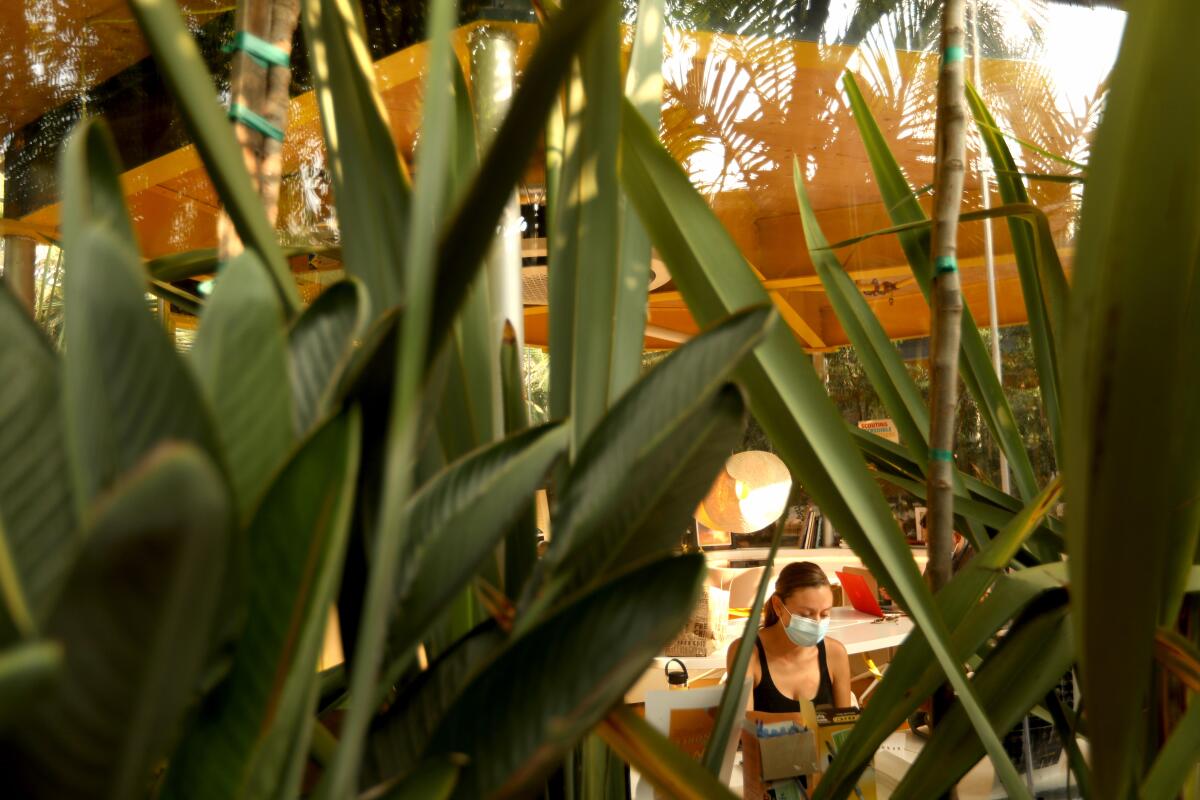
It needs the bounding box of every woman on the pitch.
[727,561,853,711]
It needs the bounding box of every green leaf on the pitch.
[289,279,369,436]
[972,118,1089,172]
[428,0,611,360]
[425,553,707,799]
[192,250,295,520]
[365,756,462,800]
[1061,2,1200,794]
[0,641,62,728]
[534,306,770,602]
[366,622,506,786]
[60,120,138,258]
[560,0,623,446]
[124,1,299,313]
[891,595,1074,799]
[62,224,221,510]
[600,707,739,800]
[162,412,360,800]
[147,245,337,284]
[0,515,32,643]
[298,0,412,315]
[0,281,75,624]
[501,328,537,597]
[840,71,1039,501]
[383,423,569,682]
[611,0,665,399]
[148,280,204,316]
[2,444,232,799]
[620,100,1031,798]
[813,484,1064,799]
[965,82,1067,457]
[1141,698,1200,800]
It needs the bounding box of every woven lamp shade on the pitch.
[695,451,792,533]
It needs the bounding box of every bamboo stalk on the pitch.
[927,0,967,756]
[926,0,968,594]
[258,0,301,228]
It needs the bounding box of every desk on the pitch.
[629,609,912,701]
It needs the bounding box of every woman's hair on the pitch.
[763,561,831,627]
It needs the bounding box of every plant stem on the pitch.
[926,0,967,597]
[927,0,967,761]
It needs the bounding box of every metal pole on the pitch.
[970,0,1009,494]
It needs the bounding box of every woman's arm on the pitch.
[826,638,854,708]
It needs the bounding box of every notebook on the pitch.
[836,570,885,617]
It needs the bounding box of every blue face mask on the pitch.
[782,609,829,647]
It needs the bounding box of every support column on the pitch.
[470,27,525,351]
[3,236,37,315]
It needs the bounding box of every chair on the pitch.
[635,678,753,799]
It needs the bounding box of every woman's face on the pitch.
[775,585,835,623]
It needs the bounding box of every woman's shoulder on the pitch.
[824,636,848,657]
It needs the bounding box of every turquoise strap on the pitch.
[943,45,965,64]
[228,103,285,142]
[931,448,954,462]
[224,31,290,69]
[935,256,958,274]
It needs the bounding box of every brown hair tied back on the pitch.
[763,561,831,627]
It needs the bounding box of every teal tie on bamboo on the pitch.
[935,256,958,275]
[942,45,965,64]
[224,32,289,141]
[930,448,954,463]
[224,31,290,69]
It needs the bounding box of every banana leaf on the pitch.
[965,82,1067,457]
[599,707,739,800]
[0,641,61,728]
[531,306,771,607]
[621,99,1032,798]
[813,485,1063,798]
[192,249,295,521]
[298,0,412,316]
[1061,1,1200,793]
[1,444,231,799]
[162,412,360,800]
[0,281,74,624]
[124,0,299,312]
[288,279,369,436]
[425,553,707,799]
[890,594,1074,798]
[841,71,1039,501]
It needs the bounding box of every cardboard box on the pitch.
[741,712,818,800]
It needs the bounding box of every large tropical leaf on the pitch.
[60,120,138,259]
[124,0,299,312]
[500,328,537,597]
[191,249,295,520]
[532,306,771,606]
[1061,1,1200,795]
[600,706,738,800]
[814,482,1064,799]
[0,641,61,728]
[1,444,231,799]
[891,595,1074,798]
[298,0,411,316]
[610,0,666,399]
[62,224,221,509]
[424,552,707,799]
[289,279,368,436]
[383,423,569,686]
[1140,696,1200,800]
[620,100,1031,797]
[840,71,1039,501]
[965,81,1067,456]
[162,412,360,800]
[0,282,75,624]
[366,622,507,786]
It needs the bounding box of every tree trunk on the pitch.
[3,236,37,316]
[927,0,968,751]
[219,0,301,260]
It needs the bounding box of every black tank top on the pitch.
[752,636,834,712]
